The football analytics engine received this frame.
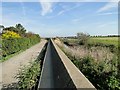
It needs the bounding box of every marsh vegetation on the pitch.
[55,33,120,90]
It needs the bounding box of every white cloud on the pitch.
[39,0,53,16]
[97,1,118,13]
[39,0,60,16]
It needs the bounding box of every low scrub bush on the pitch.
[77,32,90,46]
[2,36,40,57]
[16,60,40,89]
[106,75,120,90]
[2,31,21,39]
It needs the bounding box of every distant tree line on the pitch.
[58,34,120,39]
[91,35,120,37]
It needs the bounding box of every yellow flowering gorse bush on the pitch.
[2,31,21,39]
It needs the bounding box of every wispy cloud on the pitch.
[2,0,119,2]
[98,22,117,28]
[39,0,53,16]
[97,1,118,13]
[97,12,118,15]
[72,18,82,23]
[20,1,26,16]
[57,10,65,15]
[57,4,81,15]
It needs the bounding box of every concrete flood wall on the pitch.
[38,39,96,89]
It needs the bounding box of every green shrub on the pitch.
[16,60,40,89]
[106,75,120,90]
[2,38,20,56]
[2,35,40,57]
[77,32,90,46]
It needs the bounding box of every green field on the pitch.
[64,37,119,47]
[88,37,119,47]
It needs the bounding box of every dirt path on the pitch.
[0,39,47,88]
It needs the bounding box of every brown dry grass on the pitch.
[68,46,114,62]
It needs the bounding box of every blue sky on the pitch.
[1,1,118,37]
